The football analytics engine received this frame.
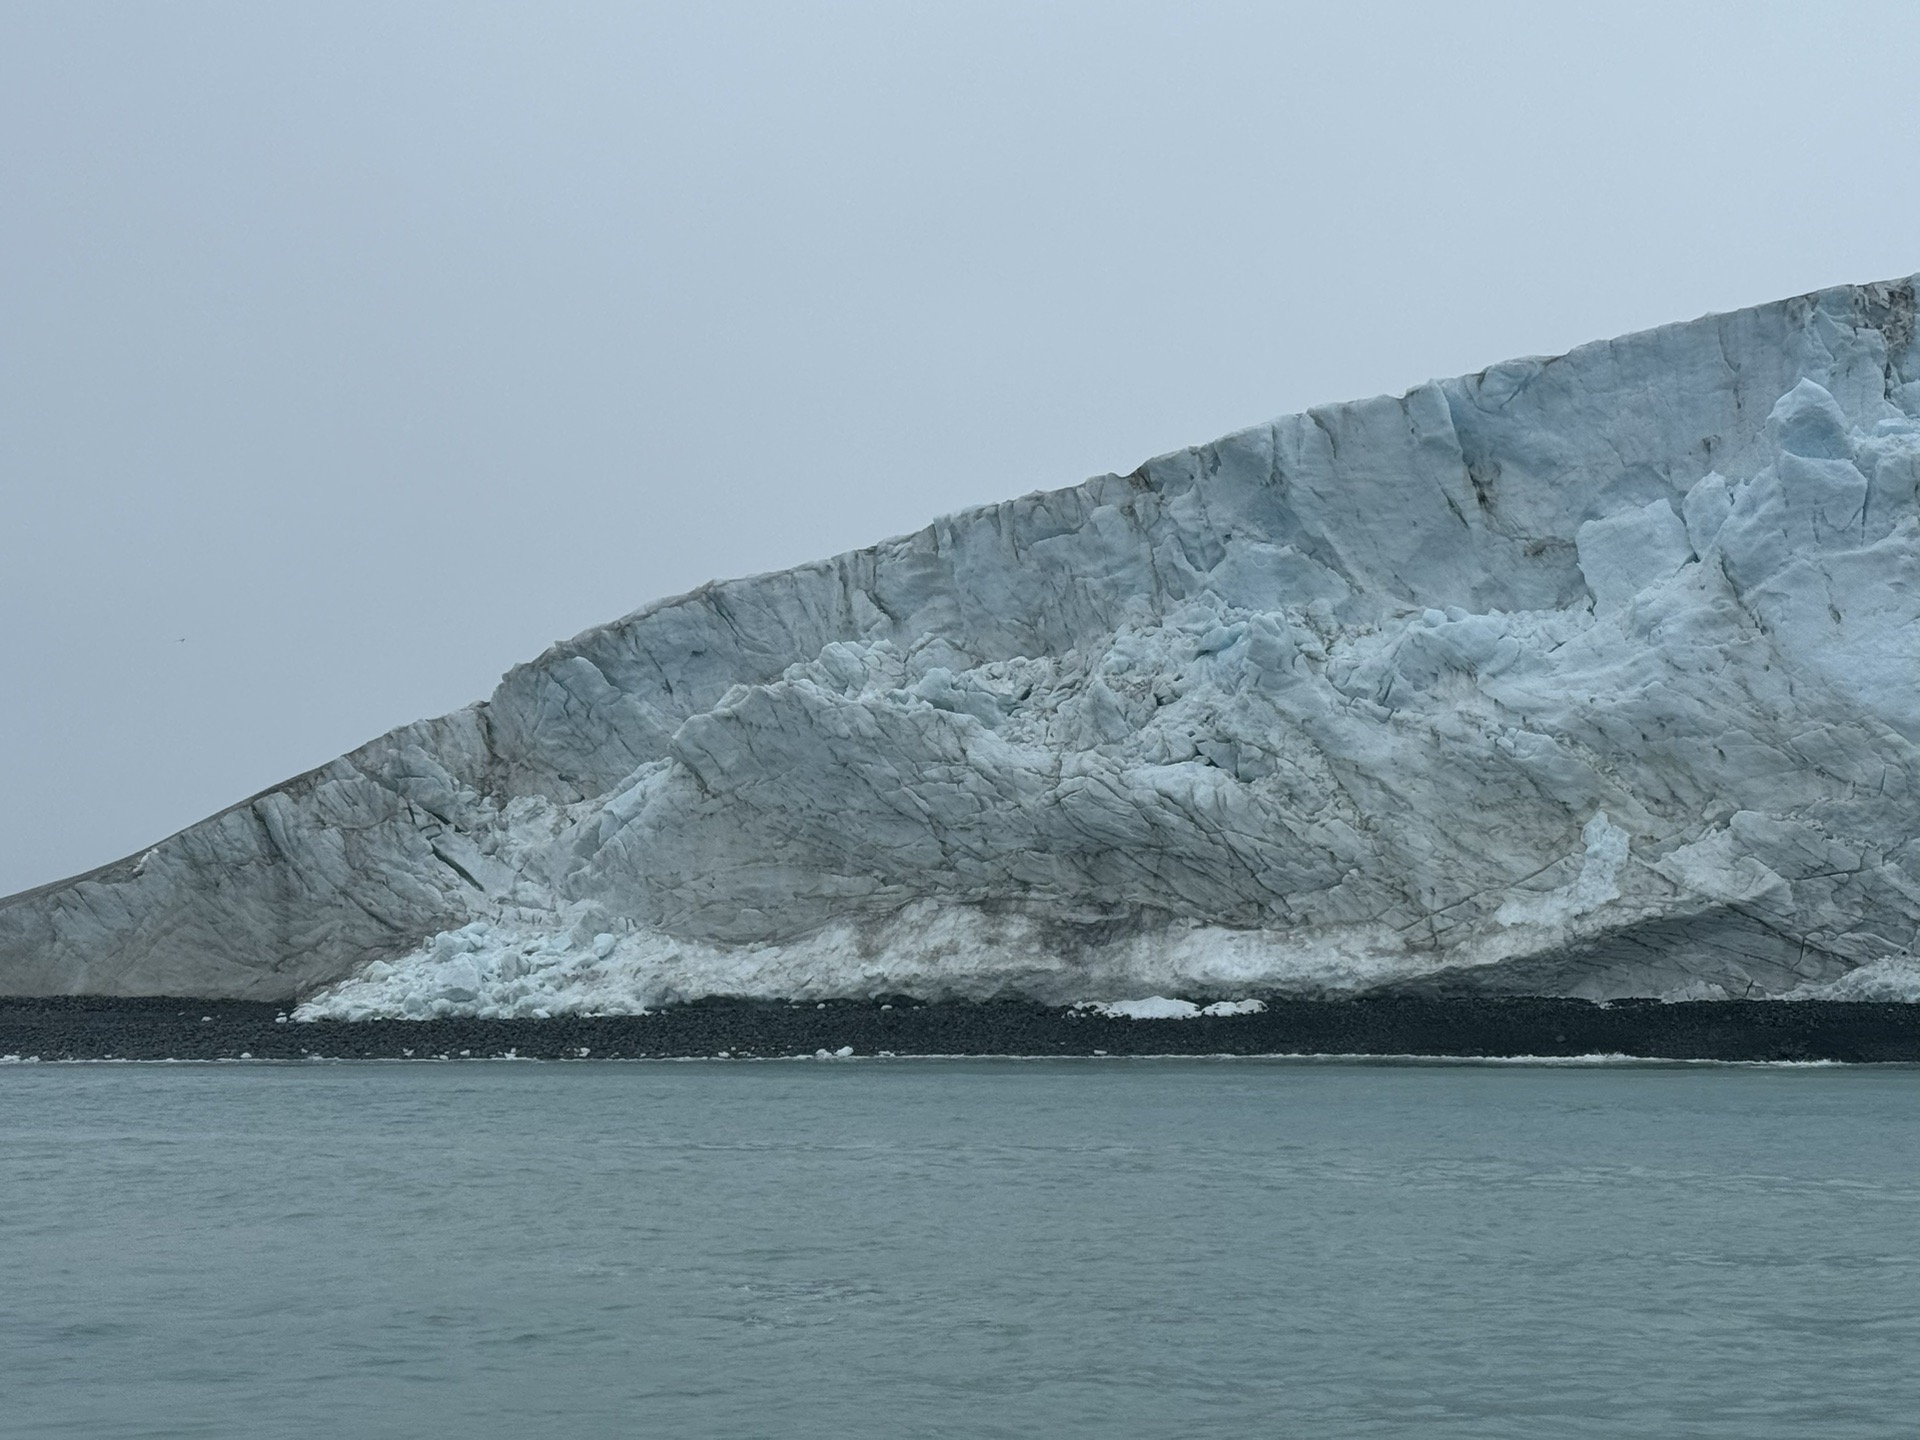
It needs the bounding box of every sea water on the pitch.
[3,1059,1917,1439]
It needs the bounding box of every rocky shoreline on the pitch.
[3,996,1920,1063]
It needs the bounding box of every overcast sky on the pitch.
[5,0,1920,895]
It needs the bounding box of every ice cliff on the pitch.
[10,277,1920,1012]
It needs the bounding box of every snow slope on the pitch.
[10,277,1920,1011]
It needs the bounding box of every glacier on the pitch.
[9,276,1920,1015]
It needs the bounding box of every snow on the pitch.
[293,908,1375,1020]
[1075,998,1269,1020]
[1789,955,1920,1003]
[15,277,1920,1008]
[1080,997,1201,1020]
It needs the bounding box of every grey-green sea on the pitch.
[3,1059,1917,1438]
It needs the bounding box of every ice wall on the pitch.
[8,277,1920,1007]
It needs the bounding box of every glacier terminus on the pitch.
[10,277,1920,1017]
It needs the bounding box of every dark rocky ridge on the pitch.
[3,997,1918,1063]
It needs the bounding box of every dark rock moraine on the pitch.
[3,997,1918,1064]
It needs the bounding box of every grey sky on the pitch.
[4,0,1919,896]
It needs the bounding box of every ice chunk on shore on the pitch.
[1077,997,1268,1020]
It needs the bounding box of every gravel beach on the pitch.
[3,996,1919,1063]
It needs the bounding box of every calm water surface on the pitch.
[3,1059,1917,1438]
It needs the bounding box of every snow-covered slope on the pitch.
[10,277,1920,1010]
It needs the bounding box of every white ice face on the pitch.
[15,279,1920,1012]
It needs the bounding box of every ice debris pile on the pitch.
[1074,998,1269,1020]
[1789,954,1920,1003]
[11,277,1920,1012]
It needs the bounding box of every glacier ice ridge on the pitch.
[10,277,1920,1013]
